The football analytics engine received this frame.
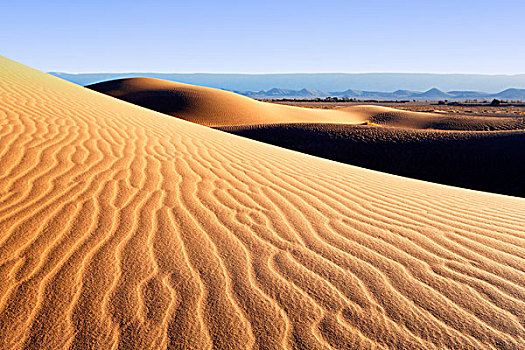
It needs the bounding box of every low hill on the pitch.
[241,87,525,101]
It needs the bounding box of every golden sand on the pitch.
[88,78,368,127]
[0,57,524,349]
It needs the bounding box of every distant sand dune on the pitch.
[87,78,367,127]
[345,105,525,131]
[87,78,525,131]
[1,57,525,349]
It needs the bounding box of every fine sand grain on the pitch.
[1,57,525,349]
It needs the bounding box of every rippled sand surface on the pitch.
[1,57,524,349]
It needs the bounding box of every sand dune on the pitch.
[219,123,525,197]
[1,57,525,349]
[88,78,525,131]
[346,105,525,131]
[89,77,525,196]
[87,78,367,127]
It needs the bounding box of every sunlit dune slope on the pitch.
[1,57,525,349]
[87,78,367,127]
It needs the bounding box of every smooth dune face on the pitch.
[1,57,525,349]
[87,78,368,127]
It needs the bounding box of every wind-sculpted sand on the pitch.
[219,123,525,197]
[87,78,367,127]
[89,77,525,196]
[1,57,525,349]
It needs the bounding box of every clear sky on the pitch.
[3,0,524,74]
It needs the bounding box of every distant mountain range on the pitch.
[49,72,525,93]
[238,87,525,101]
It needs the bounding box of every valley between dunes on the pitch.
[1,57,525,349]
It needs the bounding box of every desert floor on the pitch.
[271,100,525,118]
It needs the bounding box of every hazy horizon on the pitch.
[50,71,525,92]
[49,71,525,76]
[4,0,525,74]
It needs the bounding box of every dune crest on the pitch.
[1,57,525,349]
[88,78,368,127]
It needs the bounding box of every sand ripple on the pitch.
[0,57,524,349]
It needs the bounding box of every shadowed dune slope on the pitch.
[87,78,367,127]
[1,57,525,349]
[219,123,525,197]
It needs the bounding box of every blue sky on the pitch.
[3,0,524,73]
